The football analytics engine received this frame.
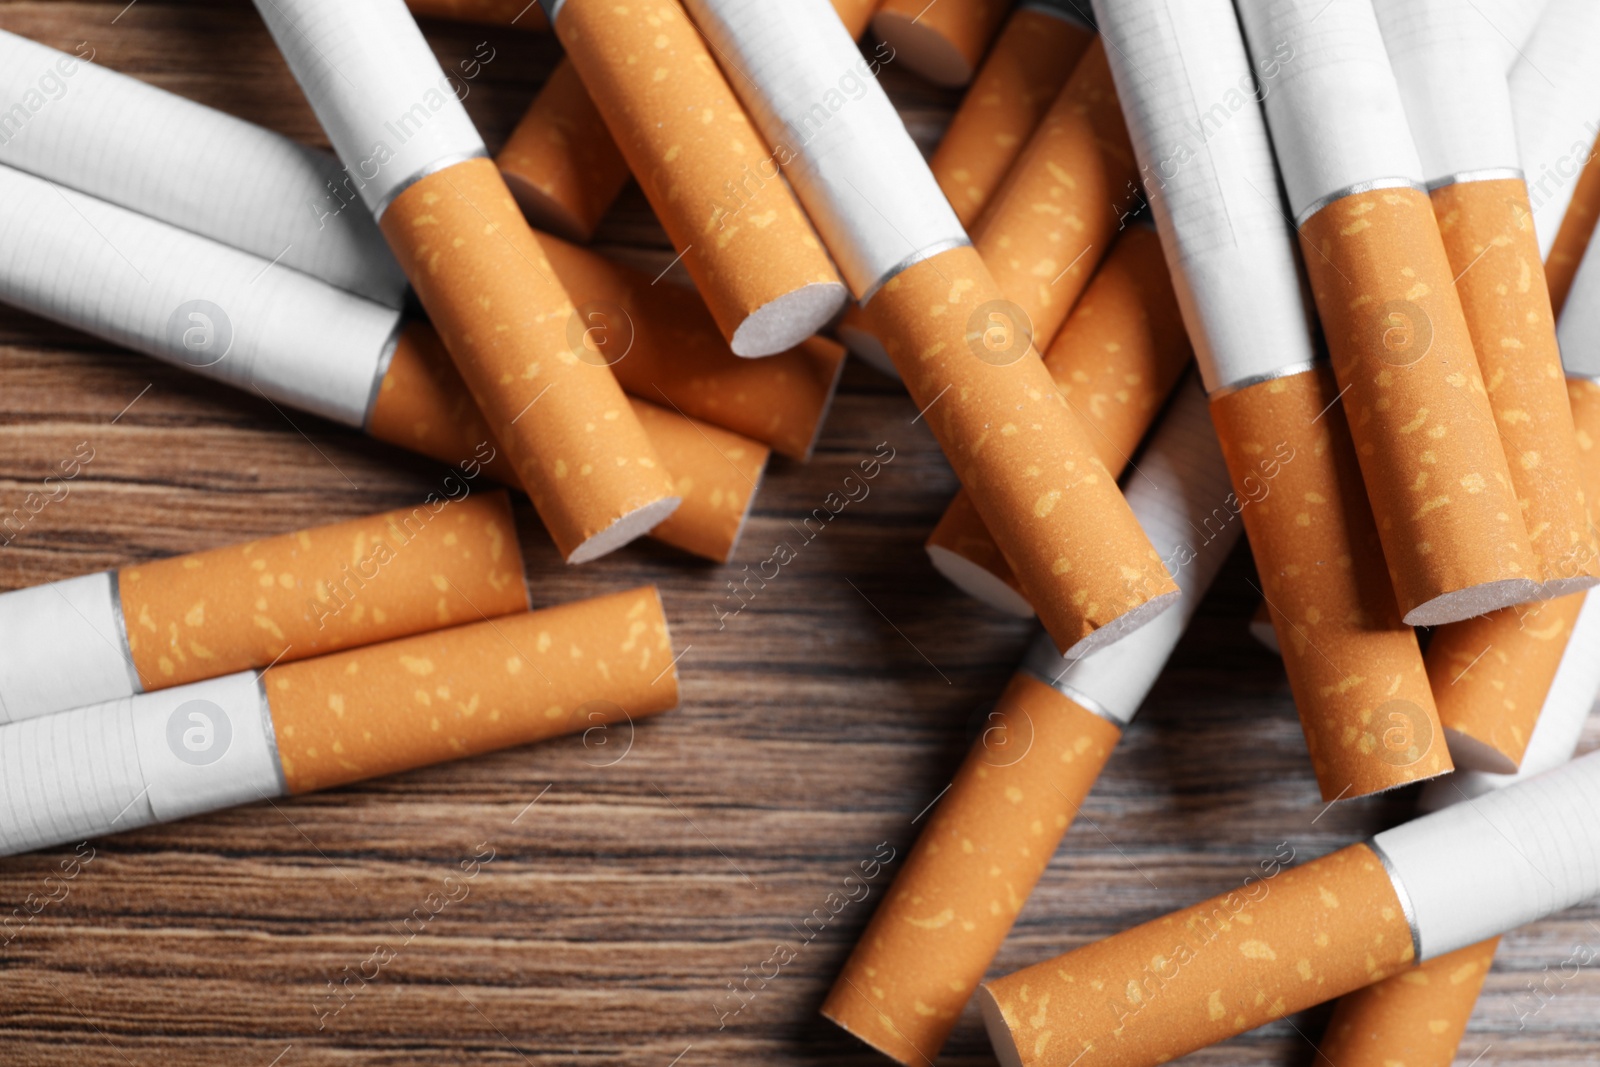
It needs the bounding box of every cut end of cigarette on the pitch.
[730,282,849,358]
[926,545,1035,618]
[834,316,900,380]
[565,496,682,565]
[1444,726,1520,775]
[872,11,976,87]
[1059,587,1181,658]
[501,169,595,245]
[1401,579,1542,627]
[976,986,1024,1067]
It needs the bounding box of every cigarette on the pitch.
[869,0,1009,87]
[496,57,633,243]
[0,159,766,566]
[1093,0,1448,798]
[1376,0,1599,597]
[685,0,1180,657]
[1316,589,1600,1065]
[541,0,847,357]
[926,225,1193,616]
[0,587,678,856]
[824,375,1242,1066]
[1236,0,1540,625]
[979,747,1600,1067]
[369,322,769,563]
[0,30,408,308]
[0,490,528,724]
[973,41,1138,353]
[405,0,550,28]
[1558,199,1600,511]
[1509,0,1600,262]
[1544,136,1600,315]
[254,0,679,563]
[833,303,900,380]
[929,4,1095,228]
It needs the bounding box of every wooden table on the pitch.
[0,3,1596,1064]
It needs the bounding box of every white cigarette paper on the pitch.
[1020,376,1242,721]
[0,572,138,723]
[1088,0,1317,394]
[0,30,407,306]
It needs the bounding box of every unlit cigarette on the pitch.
[687,0,1179,657]
[929,4,1094,229]
[972,42,1137,352]
[255,0,678,563]
[0,587,677,856]
[980,747,1600,1067]
[926,225,1193,615]
[824,375,1240,1066]
[0,31,408,308]
[1377,0,1599,596]
[0,493,528,724]
[1510,0,1600,259]
[542,0,847,356]
[1238,0,1539,625]
[869,0,1009,87]
[1093,0,1447,799]
[1545,135,1600,316]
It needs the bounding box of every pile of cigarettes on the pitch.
[1,0,1599,1062]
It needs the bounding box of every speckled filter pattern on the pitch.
[982,844,1416,1067]
[1317,937,1500,1067]
[1298,185,1536,622]
[927,227,1193,605]
[1426,592,1585,771]
[929,7,1093,229]
[973,42,1136,353]
[824,673,1121,1066]
[367,322,769,563]
[120,492,528,691]
[267,585,678,794]
[1568,378,1600,518]
[869,244,1178,656]
[551,0,842,347]
[1546,136,1600,317]
[1209,368,1451,800]
[1432,179,1598,588]
[535,232,846,461]
[380,158,677,561]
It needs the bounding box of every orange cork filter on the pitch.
[871,0,1009,87]
[497,57,632,243]
[870,244,1179,657]
[930,5,1094,228]
[973,42,1138,352]
[1210,367,1451,799]
[1299,185,1538,625]
[823,672,1121,1066]
[267,586,678,794]
[1425,592,1586,773]
[1432,179,1599,593]
[550,0,847,356]
[381,158,679,563]
[1317,937,1499,1067]
[535,232,847,460]
[1570,378,1600,515]
[979,843,1417,1067]
[405,0,549,28]
[1547,134,1600,317]
[927,226,1193,614]
[119,492,528,691]
[367,321,769,564]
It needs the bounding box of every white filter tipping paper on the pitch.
[1511,0,1600,257]
[1374,746,1600,960]
[251,0,486,217]
[1420,591,1600,810]
[683,0,966,299]
[1091,0,1319,394]
[0,672,285,857]
[0,571,135,724]
[0,163,401,427]
[1022,377,1241,725]
[1235,0,1426,221]
[0,30,408,307]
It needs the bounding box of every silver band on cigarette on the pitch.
[1424,167,1526,191]
[368,148,492,221]
[1367,837,1425,965]
[1205,359,1323,401]
[1291,177,1428,230]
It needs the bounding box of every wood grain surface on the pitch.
[0,3,1596,1065]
